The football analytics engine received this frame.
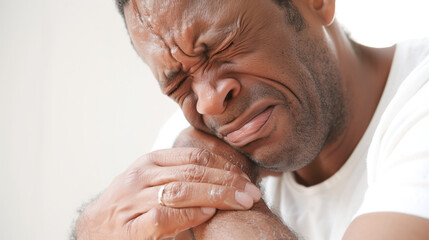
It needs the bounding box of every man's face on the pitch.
[125,0,346,172]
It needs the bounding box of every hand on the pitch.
[75,147,261,240]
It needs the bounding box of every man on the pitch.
[74,0,429,239]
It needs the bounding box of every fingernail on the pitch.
[201,207,216,215]
[235,191,253,209]
[245,183,261,201]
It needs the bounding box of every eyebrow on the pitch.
[165,69,180,81]
[159,69,182,90]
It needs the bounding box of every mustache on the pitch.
[203,82,286,133]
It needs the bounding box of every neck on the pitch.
[294,23,395,186]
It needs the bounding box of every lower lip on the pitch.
[225,107,274,147]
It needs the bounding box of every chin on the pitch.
[240,125,327,173]
[250,147,317,173]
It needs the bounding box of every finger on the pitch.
[160,182,260,210]
[126,179,260,215]
[130,206,216,239]
[148,148,248,178]
[142,164,251,190]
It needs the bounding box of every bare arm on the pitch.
[175,128,429,239]
[193,201,296,240]
[174,127,297,240]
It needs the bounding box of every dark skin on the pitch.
[75,0,429,239]
[124,0,392,185]
[174,127,295,239]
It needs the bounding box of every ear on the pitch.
[311,0,336,26]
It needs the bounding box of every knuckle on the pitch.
[159,207,185,237]
[227,162,244,175]
[184,165,206,183]
[223,172,237,186]
[190,149,211,166]
[150,207,162,227]
[136,153,153,166]
[222,161,235,172]
[208,185,225,204]
[176,208,196,227]
[127,220,149,240]
[164,182,188,203]
[127,208,160,240]
[147,207,163,239]
[222,154,245,174]
[124,167,148,185]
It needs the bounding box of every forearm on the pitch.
[194,201,296,240]
[174,127,297,239]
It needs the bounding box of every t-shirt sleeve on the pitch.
[356,70,429,219]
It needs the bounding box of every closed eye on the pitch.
[167,76,187,96]
[214,41,234,56]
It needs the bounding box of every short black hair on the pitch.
[272,0,307,31]
[115,0,305,31]
[116,0,130,18]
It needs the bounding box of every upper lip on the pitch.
[217,102,275,138]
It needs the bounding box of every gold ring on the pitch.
[158,184,166,206]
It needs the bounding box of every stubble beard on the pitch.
[243,36,348,173]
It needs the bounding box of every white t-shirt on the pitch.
[152,39,429,240]
[263,38,429,239]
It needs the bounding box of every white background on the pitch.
[1,0,428,239]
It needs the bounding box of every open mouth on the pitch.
[223,106,274,147]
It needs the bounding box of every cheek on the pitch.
[232,46,301,93]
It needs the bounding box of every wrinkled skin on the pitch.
[76,0,399,239]
[125,0,347,173]
[75,143,261,239]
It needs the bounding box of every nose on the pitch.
[193,78,240,115]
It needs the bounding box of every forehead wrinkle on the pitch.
[135,0,208,82]
[168,2,244,73]
[164,0,237,54]
[131,0,165,49]
[131,0,246,88]
[132,0,182,87]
